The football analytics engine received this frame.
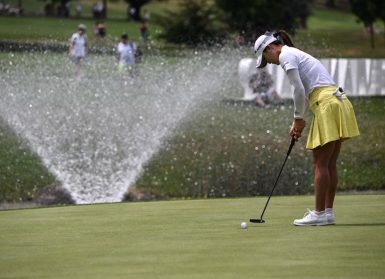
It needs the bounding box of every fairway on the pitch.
[1,195,384,279]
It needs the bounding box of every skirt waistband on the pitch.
[308,86,339,107]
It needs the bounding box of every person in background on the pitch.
[248,69,282,107]
[94,21,106,43]
[69,24,87,77]
[139,21,148,43]
[253,30,360,226]
[75,2,82,18]
[116,33,138,75]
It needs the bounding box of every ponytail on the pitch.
[273,30,294,47]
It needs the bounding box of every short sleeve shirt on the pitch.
[70,33,87,58]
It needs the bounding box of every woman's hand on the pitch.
[290,118,306,140]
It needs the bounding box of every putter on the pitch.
[250,137,296,223]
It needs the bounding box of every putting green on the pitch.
[1,195,384,279]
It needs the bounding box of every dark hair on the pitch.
[273,30,294,47]
[121,33,128,40]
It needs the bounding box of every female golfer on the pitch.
[253,30,360,226]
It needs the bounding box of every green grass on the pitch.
[135,97,385,198]
[0,195,385,278]
[0,119,56,202]
[295,8,385,57]
[1,3,385,57]
[0,16,147,45]
[1,95,384,202]
[0,0,175,45]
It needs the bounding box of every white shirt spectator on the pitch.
[70,32,87,58]
[117,41,137,66]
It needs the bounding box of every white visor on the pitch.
[254,34,276,68]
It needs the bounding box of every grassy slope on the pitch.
[296,8,385,57]
[0,195,385,279]
[0,120,56,202]
[0,4,384,202]
[135,97,385,198]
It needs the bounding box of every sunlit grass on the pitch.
[1,195,384,279]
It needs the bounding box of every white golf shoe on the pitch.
[326,212,336,225]
[293,209,328,226]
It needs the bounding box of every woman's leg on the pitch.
[325,140,342,209]
[312,140,340,212]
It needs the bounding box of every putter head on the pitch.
[249,219,265,223]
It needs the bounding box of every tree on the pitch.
[326,0,336,8]
[374,0,385,40]
[156,0,226,46]
[39,0,71,17]
[349,0,378,48]
[125,0,152,21]
[102,0,107,18]
[215,0,313,42]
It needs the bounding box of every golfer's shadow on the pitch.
[336,223,385,227]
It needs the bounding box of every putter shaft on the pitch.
[251,137,295,223]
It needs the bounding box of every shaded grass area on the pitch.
[0,119,56,202]
[0,195,385,279]
[135,97,385,198]
[0,97,384,203]
[339,98,385,190]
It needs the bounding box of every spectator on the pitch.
[69,24,88,77]
[116,33,139,75]
[248,69,282,107]
[143,9,150,21]
[139,22,148,43]
[94,21,106,42]
[128,5,136,21]
[75,2,82,18]
[92,2,103,19]
[64,1,70,18]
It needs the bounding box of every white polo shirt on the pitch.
[279,45,335,118]
[279,45,335,95]
[70,32,87,58]
[117,42,137,66]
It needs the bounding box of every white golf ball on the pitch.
[240,222,248,229]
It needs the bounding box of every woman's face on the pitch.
[263,45,280,65]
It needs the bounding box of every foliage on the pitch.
[135,97,385,199]
[125,0,152,21]
[215,0,313,42]
[349,0,383,48]
[155,0,227,46]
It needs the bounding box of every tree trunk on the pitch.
[128,3,143,21]
[369,23,375,49]
[103,0,107,19]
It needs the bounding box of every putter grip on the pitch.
[287,137,296,156]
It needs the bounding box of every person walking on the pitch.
[253,30,360,226]
[116,33,138,75]
[69,24,88,77]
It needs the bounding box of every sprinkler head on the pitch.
[249,219,265,223]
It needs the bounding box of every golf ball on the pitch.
[240,222,248,229]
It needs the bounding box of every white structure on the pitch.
[238,58,258,101]
[239,58,385,98]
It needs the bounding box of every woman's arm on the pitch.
[286,69,306,119]
[286,69,306,139]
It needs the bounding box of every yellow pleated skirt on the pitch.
[306,86,360,150]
